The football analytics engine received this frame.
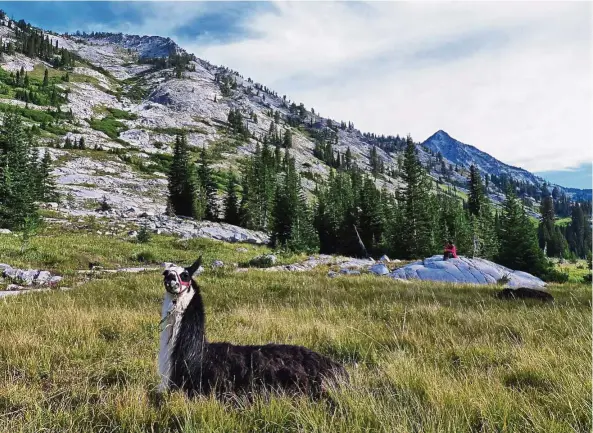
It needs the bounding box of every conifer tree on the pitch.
[223,172,240,226]
[538,195,567,257]
[399,136,435,258]
[197,147,218,221]
[272,155,318,252]
[167,134,202,218]
[0,112,41,229]
[468,165,486,217]
[43,69,49,87]
[37,150,56,202]
[497,187,548,277]
[282,129,292,149]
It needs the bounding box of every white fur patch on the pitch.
[157,282,194,392]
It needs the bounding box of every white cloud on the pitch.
[97,1,593,172]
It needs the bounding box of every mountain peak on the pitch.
[428,129,455,143]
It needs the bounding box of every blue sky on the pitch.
[1,1,591,189]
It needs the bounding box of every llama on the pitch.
[496,287,554,302]
[158,257,347,399]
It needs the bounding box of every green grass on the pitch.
[0,226,590,432]
[149,126,208,136]
[437,182,468,200]
[89,116,128,141]
[0,103,55,124]
[0,228,294,275]
[553,260,590,283]
[107,107,138,121]
[555,217,571,227]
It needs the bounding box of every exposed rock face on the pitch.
[389,255,546,289]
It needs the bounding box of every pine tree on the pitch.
[167,135,202,218]
[538,195,567,257]
[399,136,435,258]
[197,148,218,221]
[271,155,318,252]
[497,187,549,277]
[37,150,56,202]
[223,172,240,226]
[282,129,292,149]
[468,165,486,217]
[0,112,41,230]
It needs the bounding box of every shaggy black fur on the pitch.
[496,287,554,302]
[170,279,347,399]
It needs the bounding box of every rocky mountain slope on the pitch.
[0,16,585,225]
[422,130,540,185]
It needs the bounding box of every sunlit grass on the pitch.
[0,269,589,432]
[0,225,590,432]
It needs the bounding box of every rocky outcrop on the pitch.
[0,264,63,290]
[389,255,546,289]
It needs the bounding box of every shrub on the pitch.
[98,196,112,212]
[542,268,569,283]
[136,224,152,244]
[132,250,156,263]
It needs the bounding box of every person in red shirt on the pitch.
[443,240,458,260]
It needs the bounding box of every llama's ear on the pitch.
[186,255,203,276]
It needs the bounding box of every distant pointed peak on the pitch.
[434,129,451,138]
[425,129,454,143]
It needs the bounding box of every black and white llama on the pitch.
[158,257,347,399]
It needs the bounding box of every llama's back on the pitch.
[176,342,347,397]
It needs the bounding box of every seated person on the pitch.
[443,240,458,260]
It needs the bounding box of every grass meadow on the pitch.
[0,227,590,432]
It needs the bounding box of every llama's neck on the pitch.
[158,287,196,391]
[158,280,207,392]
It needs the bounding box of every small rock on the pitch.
[236,247,249,253]
[379,255,390,262]
[7,284,24,291]
[249,254,277,268]
[128,230,138,237]
[327,271,338,278]
[139,212,155,218]
[153,228,162,235]
[48,276,63,286]
[340,269,360,276]
[369,263,390,275]
[211,260,224,268]
[0,229,12,235]
[35,271,52,285]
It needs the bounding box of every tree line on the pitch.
[167,132,584,280]
[0,112,56,231]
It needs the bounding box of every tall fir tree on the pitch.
[538,195,567,257]
[223,172,241,226]
[167,134,202,219]
[497,187,549,277]
[197,148,219,221]
[0,112,41,229]
[38,150,56,202]
[467,165,486,217]
[399,136,435,258]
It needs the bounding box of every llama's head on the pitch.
[162,256,202,295]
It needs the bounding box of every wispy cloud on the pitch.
[2,1,590,173]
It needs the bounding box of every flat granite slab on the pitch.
[390,255,546,290]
